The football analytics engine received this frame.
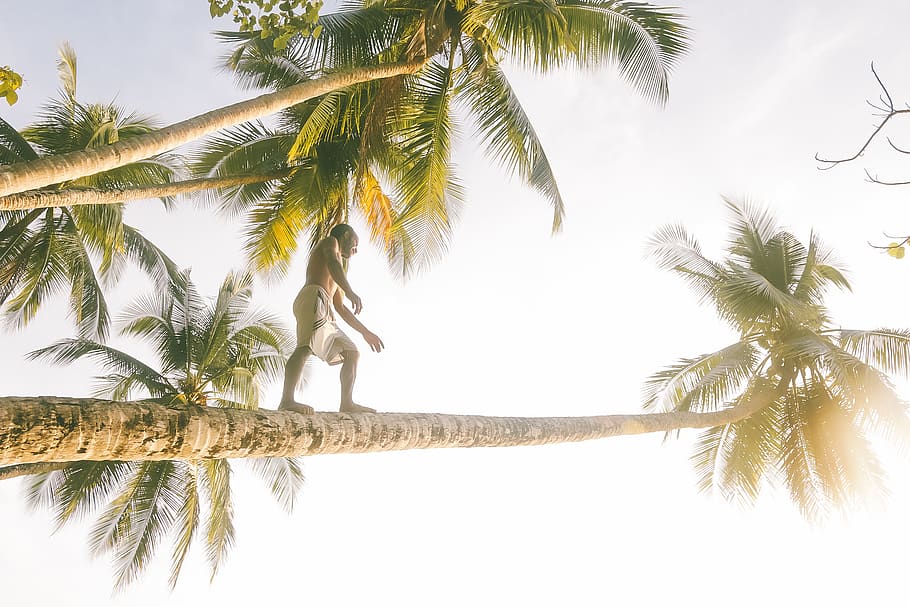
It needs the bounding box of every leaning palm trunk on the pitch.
[0,390,783,465]
[0,170,290,210]
[0,61,424,199]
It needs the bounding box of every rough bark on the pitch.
[0,171,290,210]
[0,393,778,465]
[0,61,425,199]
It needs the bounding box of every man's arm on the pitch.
[332,289,384,353]
[322,238,362,313]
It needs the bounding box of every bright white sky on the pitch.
[3,1,910,604]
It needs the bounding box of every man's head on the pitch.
[330,223,359,259]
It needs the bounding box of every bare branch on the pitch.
[816,62,910,169]
[864,168,910,186]
[868,233,910,250]
[887,137,910,154]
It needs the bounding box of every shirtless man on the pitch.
[279,223,384,414]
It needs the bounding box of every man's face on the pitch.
[340,232,359,259]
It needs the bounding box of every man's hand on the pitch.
[363,331,385,353]
[347,292,363,314]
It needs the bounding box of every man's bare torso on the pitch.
[304,238,338,297]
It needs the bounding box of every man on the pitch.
[279,223,384,414]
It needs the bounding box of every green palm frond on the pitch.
[387,59,462,274]
[301,5,403,69]
[468,0,569,71]
[196,272,254,373]
[169,462,200,590]
[57,41,78,103]
[646,224,722,305]
[714,399,783,506]
[50,462,135,529]
[723,198,781,265]
[221,31,319,90]
[244,457,305,514]
[64,230,111,339]
[0,116,39,163]
[642,341,759,413]
[28,338,172,396]
[697,401,783,506]
[354,166,399,257]
[210,366,260,409]
[191,122,292,215]
[200,459,235,582]
[288,90,353,161]
[716,262,816,330]
[104,461,184,590]
[24,470,66,512]
[838,329,910,379]
[0,209,42,304]
[457,52,564,231]
[556,0,689,103]
[121,225,183,288]
[241,143,354,276]
[242,174,315,276]
[3,209,70,332]
[778,384,885,519]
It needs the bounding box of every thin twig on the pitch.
[816,63,910,169]
[864,168,910,186]
[868,234,910,250]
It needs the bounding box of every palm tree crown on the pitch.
[24,271,303,589]
[646,200,910,518]
[193,0,689,277]
[0,44,181,338]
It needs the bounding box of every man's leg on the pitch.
[279,346,315,414]
[339,349,375,413]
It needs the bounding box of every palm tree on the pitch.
[198,0,689,276]
[0,59,426,199]
[645,199,910,518]
[0,45,181,338]
[17,270,303,589]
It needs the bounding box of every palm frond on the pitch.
[200,459,235,582]
[457,54,564,231]
[28,338,172,397]
[838,329,910,379]
[468,0,569,71]
[642,341,759,413]
[386,59,462,275]
[50,461,135,529]
[2,209,71,332]
[556,0,689,103]
[56,42,78,103]
[191,122,292,216]
[647,223,723,305]
[714,399,783,506]
[0,116,39,163]
[121,225,183,288]
[244,457,305,514]
[107,461,184,590]
[168,462,200,590]
[723,198,781,264]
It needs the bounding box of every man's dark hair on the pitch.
[329,223,355,241]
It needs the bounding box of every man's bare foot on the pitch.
[279,400,315,415]
[340,402,376,413]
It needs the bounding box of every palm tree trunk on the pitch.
[0,392,779,465]
[0,61,425,199]
[0,461,68,480]
[0,170,290,210]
